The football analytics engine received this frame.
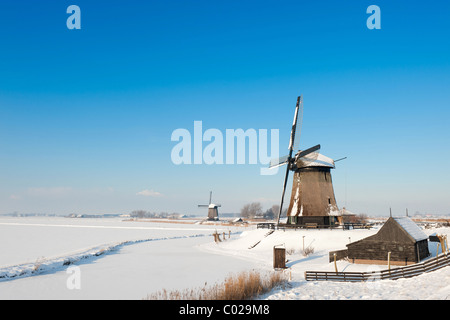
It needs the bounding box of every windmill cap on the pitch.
[296,153,335,169]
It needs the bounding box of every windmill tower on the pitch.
[269,95,344,227]
[198,191,221,221]
[285,152,340,226]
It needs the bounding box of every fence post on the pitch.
[387,252,391,273]
[334,253,338,273]
[444,235,448,252]
[439,237,446,254]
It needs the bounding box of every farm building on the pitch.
[346,217,430,266]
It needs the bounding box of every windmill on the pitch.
[198,191,221,221]
[270,95,342,227]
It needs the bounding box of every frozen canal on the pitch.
[0,217,254,299]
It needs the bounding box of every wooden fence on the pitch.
[257,223,338,230]
[256,222,372,231]
[305,251,450,282]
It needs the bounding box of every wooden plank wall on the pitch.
[347,241,420,263]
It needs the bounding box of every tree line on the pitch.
[130,202,286,220]
[240,203,286,220]
[130,210,184,219]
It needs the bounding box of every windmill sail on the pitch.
[287,96,302,151]
[269,144,320,169]
[292,98,303,152]
[199,191,216,207]
[269,155,289,169]
[276,95,302,225]
[296,144,320,159]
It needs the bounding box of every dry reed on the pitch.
[302,245,314,257]
[146,270,288,300]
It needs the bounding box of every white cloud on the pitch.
[136,189,163,197]
[9,194,20,200]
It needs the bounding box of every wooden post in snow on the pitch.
[213,231,222,243]
[439,235,446,254]
[334,253,338,273]
[388,251,391,272]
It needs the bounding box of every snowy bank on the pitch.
[199,225,450,300]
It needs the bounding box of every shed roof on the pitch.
[393,217,428,242]
[347,216,428,246]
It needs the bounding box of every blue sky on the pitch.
[1,1,449,216]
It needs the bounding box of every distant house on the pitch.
[346,217,430,265]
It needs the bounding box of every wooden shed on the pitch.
[346,217,430,265]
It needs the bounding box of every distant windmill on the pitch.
[198,191,221,221]
[269,95,344,227]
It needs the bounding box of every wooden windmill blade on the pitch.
[198,191,212,207]
[294,144,321,168]
[270,144,320,169]
[268,97,304,170]
[276,95,302,225]
[292,96,303,152]
[269,155,290,169]
[297,144,320,159]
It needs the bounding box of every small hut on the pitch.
[346,217,430,265]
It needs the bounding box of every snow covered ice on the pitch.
[0,216,449,300]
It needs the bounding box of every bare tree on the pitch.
[240,204,251,218]
[263,208,274,220]
[131,210,147,219]
[344,213,368,224]
[260,205,284,220]
[240,202,263,218]
[356,213,368,224]
[271,205,280,214]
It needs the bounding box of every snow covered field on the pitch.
[0,216,449,300]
